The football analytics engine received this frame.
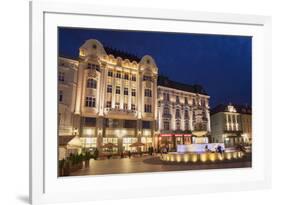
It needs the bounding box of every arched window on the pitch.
[87,78,97,89]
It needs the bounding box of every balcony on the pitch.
[162,113,172,118]
[105,108,137,117]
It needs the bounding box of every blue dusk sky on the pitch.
[58,27,252,108]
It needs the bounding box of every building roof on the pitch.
[157,75,208,95]
[104,47,141,62]
[211,103,252,115]
[59,46,141,63]
[59,54,78,61]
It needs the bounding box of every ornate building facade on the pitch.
[210,104,252,147]
[58,39,211,158]
[157,76,211,150]
[59,39,158,158]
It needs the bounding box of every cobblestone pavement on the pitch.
[68,155,251,176]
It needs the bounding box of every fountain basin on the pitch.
[161,151,244,163]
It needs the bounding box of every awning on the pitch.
[192,131,208,137]
[67,136,82,148]
[160,133,192,137]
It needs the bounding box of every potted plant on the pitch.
[93,149,99,160]
[58,159,65,176]
[84,151,91,168]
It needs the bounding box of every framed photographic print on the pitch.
[30,0,272,204]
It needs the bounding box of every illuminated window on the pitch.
[58,71,65,82]
[85,96,95,107]
[87,78,97,88]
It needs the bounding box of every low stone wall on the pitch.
[161,151,244,163]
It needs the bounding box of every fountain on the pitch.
[161,136,244,163]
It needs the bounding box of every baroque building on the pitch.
[58,39,211,158]
[59,39,158,158]
[210,103,252,147]
[157,76,211,150]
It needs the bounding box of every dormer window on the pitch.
[92,44,97,49]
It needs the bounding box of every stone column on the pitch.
[96,117,104,152]
[74,62,85,114]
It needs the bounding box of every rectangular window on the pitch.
[116,72,121,78]
[87,63,100,71]
[116,86,120,94]
[124,120,137,128]
[58,71,65,82]
[164,122,170,130]
[123,103,128,110]
[131,74,136,81]
[143,75,152,81]
[85,96,95,107]
[107,85,112,93]
[164,93,170,101]
[131,89,136,96]
[185,121,189,130]
[131,104,136,110]
[59,90,63,102]
[124,73,129,80]
[145,89,152,97]
[184,110,189,119]
[164,107,170,115]
[87,78,97,88]
[176,120,181,130]
[184,97,188,104]
[176,109,181,118]
[124,88,128,95]
[142,121,151,129]
[201,99,205,106]
[108,71,113,77]
[115,102,120,109]
[84,117,96,126]
[176,96,180,103]
[106,101,111,108]
[144,104,152,113]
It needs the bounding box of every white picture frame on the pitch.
[30,1,272,204]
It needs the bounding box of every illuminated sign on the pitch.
[160,133,192,137]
